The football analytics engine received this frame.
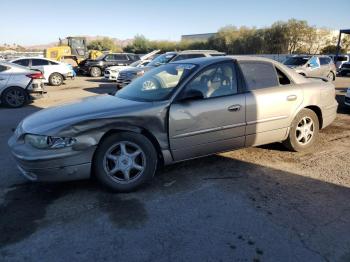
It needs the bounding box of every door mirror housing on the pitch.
[179,89,204,101]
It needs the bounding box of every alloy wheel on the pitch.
[103,141,146,184]
[5,89,25,107]
[295,116,314,145]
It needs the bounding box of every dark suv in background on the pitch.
[116,50,225,88]
[78,53,140,77]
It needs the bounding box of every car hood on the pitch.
[20,95,150,135]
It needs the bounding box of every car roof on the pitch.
[11,57,60,63]
[171,55,309,84]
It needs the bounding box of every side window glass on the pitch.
[13,59,29,67]
[239,62,279,91]
[172,55,187,62]
[32,59,49,66]
[185,63,238,99]
[275,67,291,85]
[114,54,128,60]
[308,57,320,69]
[0,65,8,72]
[104,55,114,61]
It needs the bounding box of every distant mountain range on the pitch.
[23,35,134,50]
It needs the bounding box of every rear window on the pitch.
[319,57,331,65]
[32,59,49,66]
[283,57,309,66]
[13,59,30,67]
[128,54,139,61]
[239,62,279,91]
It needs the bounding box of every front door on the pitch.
[169,62,246,161]
[0,65,10,89]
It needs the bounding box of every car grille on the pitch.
[342,64,350,69]
[116,71,136,87]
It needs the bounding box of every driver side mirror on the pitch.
[307,63,311,67]
[179,89,204,101]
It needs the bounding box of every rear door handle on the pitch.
[287,95,297,101]
[228,105,241,112]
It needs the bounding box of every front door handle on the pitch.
[228,105,241,112]
[287,95,297,101]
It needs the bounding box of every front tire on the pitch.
[1,87,27,108]
[90,67,102,77]
[49,73,63,86]
[283,109,319,152]
[93,132,158,192]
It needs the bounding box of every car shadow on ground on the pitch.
[84,84,117,95]
[1,154,349,261]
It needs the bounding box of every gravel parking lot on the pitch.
[0,76,349,261]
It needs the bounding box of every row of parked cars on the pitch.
[1,49,349,109]
[0,57,75,107]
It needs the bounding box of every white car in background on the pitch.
[104,59,151,81]
[345,88,350,106]
[104,50,160,81]
[0,62,45,108]
[10,57,73,86]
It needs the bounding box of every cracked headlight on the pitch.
[25,134,77,149]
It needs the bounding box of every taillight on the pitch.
[26,72,44,79]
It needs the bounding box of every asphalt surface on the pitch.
[0,76,349,262]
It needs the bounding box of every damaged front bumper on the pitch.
[8,135,95,182]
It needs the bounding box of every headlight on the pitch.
[136,70,145,76]
[25,134,77,149]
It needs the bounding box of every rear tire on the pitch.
[49,73,63,86]
[283,109,319,152]
[1,87,27,108]
[90,67,102,77]
[93,132,158,192]
[327,71,335,81]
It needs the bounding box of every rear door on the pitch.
[239,61,303,146]
[169,61,246,161]
[0,64,11,90]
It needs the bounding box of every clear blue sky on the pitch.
[1,0,349,45]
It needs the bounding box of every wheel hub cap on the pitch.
[296,116,314,145]
[103,141,146,183]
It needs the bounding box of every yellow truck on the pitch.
[45,37,103,67]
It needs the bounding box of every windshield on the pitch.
[283,57,309,66]
[147,53,176,67]
[116,63,197,101]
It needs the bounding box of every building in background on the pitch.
[181,33,216,42]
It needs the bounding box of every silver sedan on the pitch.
[8,56,338,191]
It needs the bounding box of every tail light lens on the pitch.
[26,72,44,79]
